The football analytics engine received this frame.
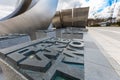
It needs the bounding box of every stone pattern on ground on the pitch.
[0,37,84,80]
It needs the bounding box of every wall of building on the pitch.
[52,7,89,28]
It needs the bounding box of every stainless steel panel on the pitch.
[0,0,58,35]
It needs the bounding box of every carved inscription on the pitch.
[0,38,84,80]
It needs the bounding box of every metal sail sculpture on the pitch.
[0,0,58,39]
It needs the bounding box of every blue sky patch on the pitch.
[116,0,120,2]
[86,0,89,2]
[97,8,104,12]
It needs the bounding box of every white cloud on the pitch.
[113,2,120,17]
[84,0,106,18]
[57,0,81,10]
[92,2,120,18]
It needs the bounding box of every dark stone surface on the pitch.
[7,52,26,66]
[0,37,84,80]
[19,54,51,72]
[0,35,30,49]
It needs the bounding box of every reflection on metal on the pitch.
[0,0,58,35]
[52,7,89,28]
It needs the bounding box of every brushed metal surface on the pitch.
[0,0,32,20]
[0,0,58,35]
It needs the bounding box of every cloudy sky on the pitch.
[0,0,120,19]
[57,0,120,18]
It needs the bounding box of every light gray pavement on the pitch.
[84,32,120,80]
[88,27,120,77]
